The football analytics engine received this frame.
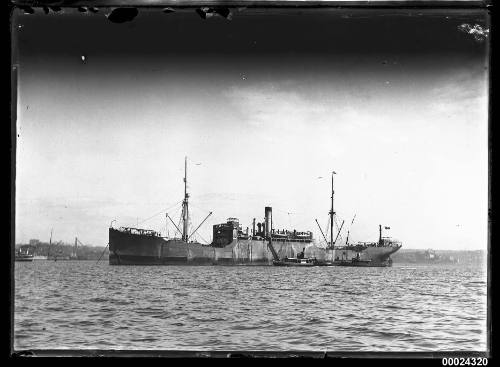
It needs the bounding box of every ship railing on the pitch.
[118,227,159,236]
[356,242,376,246]
[270,237,312,243]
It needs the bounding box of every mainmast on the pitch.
[182,156,189,242]
[329,171,336,248]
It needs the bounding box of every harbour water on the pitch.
[14,261,487,351]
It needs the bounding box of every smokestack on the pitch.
[265,207,272,238]
[252,218,256,236]
[379,224,382,243]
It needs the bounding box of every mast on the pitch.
[182,156,189,242]
[47,228,53,258]
[329,171,336,248]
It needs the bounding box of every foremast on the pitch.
[174,156,212,244]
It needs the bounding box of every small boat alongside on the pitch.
[273,257,317,267]
[270,244,331,267]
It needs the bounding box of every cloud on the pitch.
[427,68,488,121]
[223,83,329,132]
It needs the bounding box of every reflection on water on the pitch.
[14,261,487,351]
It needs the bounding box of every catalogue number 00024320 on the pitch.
[442,358,488,366]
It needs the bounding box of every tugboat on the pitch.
[267,211,320,267]
[272,257,317,266]
[271,247,318,267]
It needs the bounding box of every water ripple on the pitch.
[14,261,487,351]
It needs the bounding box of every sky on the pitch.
[12,7,489,250]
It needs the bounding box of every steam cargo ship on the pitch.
[109,160,401,266]
[109,209,326,265]
[109,157,326,265]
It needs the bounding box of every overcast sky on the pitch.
[13,8,489,249]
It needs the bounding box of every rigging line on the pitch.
[168,205,182,237]
[188,202,212,214]
[196,232,209,245]
[324,217,330,241]
[95,244,109,265]
[174,207,183,237]
[351,214,357,225]
[176,206,184,237]
[167,213,183,236]
[333,216,344,242]
[139,200,183,226]
[138,200,184,226]
[334,216,342,233]
[188,212,213,241]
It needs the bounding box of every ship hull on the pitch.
[109,228,399,266]
[326,245,400,267]
[15,257,34,262]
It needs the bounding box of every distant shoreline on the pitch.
[14,243,486,264]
